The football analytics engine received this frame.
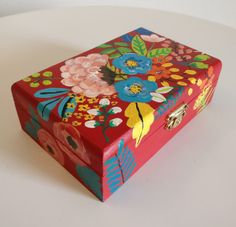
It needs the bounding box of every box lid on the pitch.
[11,27,222,176]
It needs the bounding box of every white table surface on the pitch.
[0,6,235,227]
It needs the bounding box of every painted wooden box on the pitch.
[11,27,222,201]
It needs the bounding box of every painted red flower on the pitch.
[147,65,171,80]
[53,122,91,164]
[37,128,65,165]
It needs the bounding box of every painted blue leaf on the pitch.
[105,139,136,194]
[58,96,77,118]
[24,107,41,140]
[76,165,102,200]
[37,98,62,121]
[107,168,121,178]
[136,27,152,35]
[121,34,133,42]
[105,156,118,165]
[34,88,69,98]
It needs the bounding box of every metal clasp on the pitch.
[166,103,188,130]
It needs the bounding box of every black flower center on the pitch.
[66,136,78,150]
[47,145,54,154]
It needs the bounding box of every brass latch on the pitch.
[166,103,188,130]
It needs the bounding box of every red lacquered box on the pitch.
[11,27,222,201]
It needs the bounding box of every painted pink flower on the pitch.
[53,122,91,164]
[37,128,65,165]
[140,34,166,43]
[60,53,116,97]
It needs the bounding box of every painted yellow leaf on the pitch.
[184,69,197,75]
[148,75,156,81]
[169,67,180,73]
[161,81,169,86]
[177,81,188,86]
[125,102,155,147]
[170,74,183,80]
[197,79,202,86]
[188,88,193,96]
[161,63,173,67]
[188,77,197,84]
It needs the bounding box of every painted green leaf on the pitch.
[131,35,147,56]
[115,75,128,81]
[114,42,129,47]
[98,43,112,48]
[189,62,209,69]
[109,53,121,59]
[117,47,133,54]
[76,165,102,200]
[147,48,172,58]
[155,86,173,94]
[193,54,210,61]
[100,48,116,55]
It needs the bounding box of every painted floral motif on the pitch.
[37,128,65,165]
[114,77,157,102]
[194,66,216,111]
[53,122,90,164]
[85,98,122,142]
[140,34,166,43]
[113,53,152,75]
[60,53,115,97]
[24,27,215,147]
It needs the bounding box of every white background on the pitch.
[0,0,236,29]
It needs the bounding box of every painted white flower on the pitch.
[140,34,166,43]
[85,120,99,128]
[108,106,122,114]
[87,109,101,116]
[151,86,173,103]
[99,98,110,106]
[109,118,123,127]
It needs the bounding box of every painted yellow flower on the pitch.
[99,115,105,121]
[75,95,86,103]
[67,103,75,109]
[68,93,76,98]
[93,105,101,110]
[111,101,118,106]
[84,114,95,120]
[65,112,73,118]
[87,97,99,104]
[62,118,69,122]
[74,112,83,119]
[72,121,82,126]
[78,104,89,112]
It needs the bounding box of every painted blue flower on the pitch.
[114,77,157,103]
[113,53,152,75]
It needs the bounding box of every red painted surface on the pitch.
[11,27,222,201]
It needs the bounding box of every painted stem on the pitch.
[115,154,125,183]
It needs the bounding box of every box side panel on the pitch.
[102,60,222,201]
[11,82,104,176]
[11,93,104,201]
